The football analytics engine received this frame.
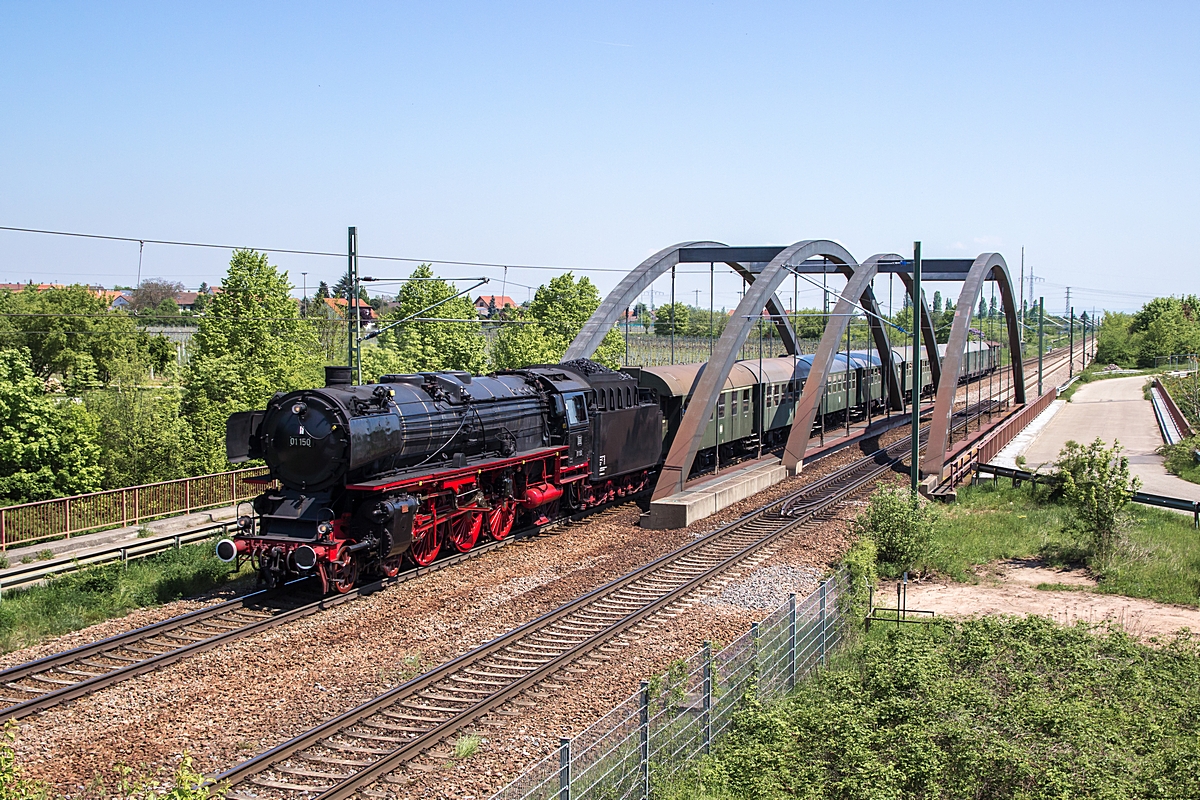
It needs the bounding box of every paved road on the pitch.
[1022,375,1200,501]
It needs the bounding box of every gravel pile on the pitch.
[707,564,825,610]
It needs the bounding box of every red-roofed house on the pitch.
[322,297,377,323]
[474,295,516,317]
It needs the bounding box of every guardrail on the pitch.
[977,463,1200,529]
[1153,378,1195,440]
[937,388,1060,490]
[0,522,234,597]
[0,468,271,551]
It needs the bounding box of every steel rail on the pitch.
[212,429,930,800]
[0,513,580,720]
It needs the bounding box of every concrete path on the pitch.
[1021,375,1200,501]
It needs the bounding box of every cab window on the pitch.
[565,393,587,425]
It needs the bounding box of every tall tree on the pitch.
[653,302,690,336]
[491,273,622,369]
[131,278,184,312]
[0,285,171,388]
[0,348,103,502]
[360,264,486,381]
[182,250,322,472]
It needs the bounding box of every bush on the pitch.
[663,616,1200,800]
[839,536,877,622]
[1054,438,1140,562]
[851,485,936,577]
[1161,436,1200,486]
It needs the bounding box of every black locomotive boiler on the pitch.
[219,361,663,592]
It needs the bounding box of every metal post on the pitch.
[819,580,828,663]
[702,641,713,754]
[1038,297,1045,396]
[787,592,797,689]
[709,262,714,361]
[911,242,922,490]
[670,264,676,365]
[1069,307,1075,377]
[750,621,760,691]
[639,680,650,800]
[624,306,630,366]
[558,737,571,800]
[347,226,357,375]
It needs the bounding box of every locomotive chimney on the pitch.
[325,366,353,387]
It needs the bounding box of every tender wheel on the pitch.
[487,501,516,541]
[409,516,443,566]
[449,510,482,553]
[324,551,359,594]
[378,555,403,578]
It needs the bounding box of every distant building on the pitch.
[474,294,517,317]
[323,297,378,323]
[173,291,200,311]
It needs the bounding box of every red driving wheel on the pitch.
[487,501,516,541]
[324,550,359,594]
[378,555,403,578]
[449,509,483,553]
[408,514,443,566]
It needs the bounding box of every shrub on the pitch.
[851,485,936,577]
[1054,438,1140,562]
[840,536,877,621]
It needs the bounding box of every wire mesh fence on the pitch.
[490,568,851,800]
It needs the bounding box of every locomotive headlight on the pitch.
[317,521,334,536]
[236,515,253,531]
[291,402,308,417]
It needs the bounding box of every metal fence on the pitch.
[0,467,272,550]
[491,569,851,800]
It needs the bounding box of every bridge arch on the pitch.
[563,241,799,361]
[651,240,858,500]
[779,253,908,473]
[922,252,1024,478]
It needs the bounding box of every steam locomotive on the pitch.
[219,342,997,592]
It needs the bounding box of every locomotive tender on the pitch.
[220,342,997,592]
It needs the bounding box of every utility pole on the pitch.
[1019,247,1024,326]
[1069,307,1074,377]
[347,226,359,382]
[1065,287,1071,318]
[911,242,922,493]
[301,271,308,317]
[1038,296,1045,396]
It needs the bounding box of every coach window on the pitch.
[742,389,750,414]
[717,393,726,419]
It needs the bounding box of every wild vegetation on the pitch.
[664,616,1200,800]
[0,539,246,653]
[1095,295,1200,367]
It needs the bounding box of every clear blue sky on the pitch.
[1,1,1196,314]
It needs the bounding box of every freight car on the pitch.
[220,342,998,592]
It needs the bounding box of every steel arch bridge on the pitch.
[564,241,1025,501]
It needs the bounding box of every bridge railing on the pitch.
[0,467,272,551]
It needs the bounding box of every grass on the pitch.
[1162,436,1200,486]
[0,538,250,653]
[453,735,481,760]
[661,616,1200,800]
[923,479,1200,606]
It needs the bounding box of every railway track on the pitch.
[0,507,624,721]
[211,423,940,800]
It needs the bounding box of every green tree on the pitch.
[0,348,103,502]
[1094,311,1140,366]
[84,359,191,488]
[182,250,322,473]
[685,306,729,339]
[653,302,689,337]
[0,285,172,387]
[360,264,487,381]
[491,273,622,369]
